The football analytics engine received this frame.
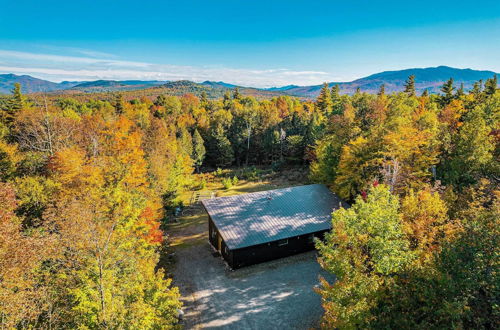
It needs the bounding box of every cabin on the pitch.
[201,184,347,269]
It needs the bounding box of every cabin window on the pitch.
[278,239,288,246]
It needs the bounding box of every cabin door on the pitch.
[217,235,222,252]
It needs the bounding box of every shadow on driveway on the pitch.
[173,242,332,329]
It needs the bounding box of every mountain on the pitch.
[201,81,238,89]
[0,74,80,94]
[281,66,499,97]
[70,80,167,92]
[1,66,498,97]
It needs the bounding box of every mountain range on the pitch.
[0,66,498,98]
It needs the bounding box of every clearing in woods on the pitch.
[166,168,332,329]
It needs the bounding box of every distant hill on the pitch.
[1,66,498,97]
[70,80,167,92]
[0,74,79,94]
[280,66,499,97]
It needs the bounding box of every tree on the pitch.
[232,87,241,100]
[2,83,24,125]
[377,84,385,96]
[316,83,332,115]
[114,93,125,114]
[10,83,24,112]
[404,75,416,96]
[456,82,465,98]
[472,80,483,96]
[192,129,206,172]
[400,187,454,263]
[316,184,413,329]
[0,182,54,328]
[210,124,234,167]
[421,89,429,97]
[334,136,382,200]
[484,75,498,96]
[440,78,455,106]
[331,85,340,103]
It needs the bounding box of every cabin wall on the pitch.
[208,216,234,267]
[230,230,329,269]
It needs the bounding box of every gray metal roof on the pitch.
[202,184,347,250]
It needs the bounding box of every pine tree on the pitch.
[3,83,24,125]
[484,75,498,96]
[422,89,429,97]
[456,83,465,98]
[10,83,24,112]
[355,87,361,95]
[378,84,385,96]
[440,78,455,105]
[200,91,209,106]
[331,85,340,101]
[192,129,206,172]
[232,87,241,100]
[223,91,232,110]
[211,124,234,167]
[404,75,416,96]
[472,80,483,96]
[316,83,332,115]
[114,93,125,114]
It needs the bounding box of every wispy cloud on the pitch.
[0,49,336,87]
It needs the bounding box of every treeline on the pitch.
[0,73,498,328]
[312,75,499,328]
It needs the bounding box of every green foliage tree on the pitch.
[404,75,416,96]
[377,84,385,96]
[114,93,125,114]
[440,78,455,105]
[192,129,206,172]
[211,124,234,167]
[316,83,332,115]
[316,184,413,328]
[484,74,498,96]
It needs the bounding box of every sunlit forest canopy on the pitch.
[0,74,498,328]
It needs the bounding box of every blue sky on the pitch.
[0,0,499,87]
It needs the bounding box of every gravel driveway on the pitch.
[172,241,332,329]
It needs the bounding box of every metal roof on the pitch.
[202,184,347,250]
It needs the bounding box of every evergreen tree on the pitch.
[378,84,385,96]
[232,87,242,100]
[404,75,416,96]
[472,80,483,96]
[222,91,232,110]
[114,93,125,114]
[456,82,465,98]
[331,85,340,101]
[355,87,361,95]
[421,89,429,97]
[3,83,24,125]
[316,83,332,115]
[484,75,498,96]
[192,129,206,172]
[10,83,24,112]
[211,124,234,167]
[440,78,455,105]
[200,91,209,106]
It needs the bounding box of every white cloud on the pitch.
[0,49,336,87]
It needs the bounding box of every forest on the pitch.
[0,74,499,329]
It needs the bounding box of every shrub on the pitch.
[232,175,239,186]
[222,177,233,189]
